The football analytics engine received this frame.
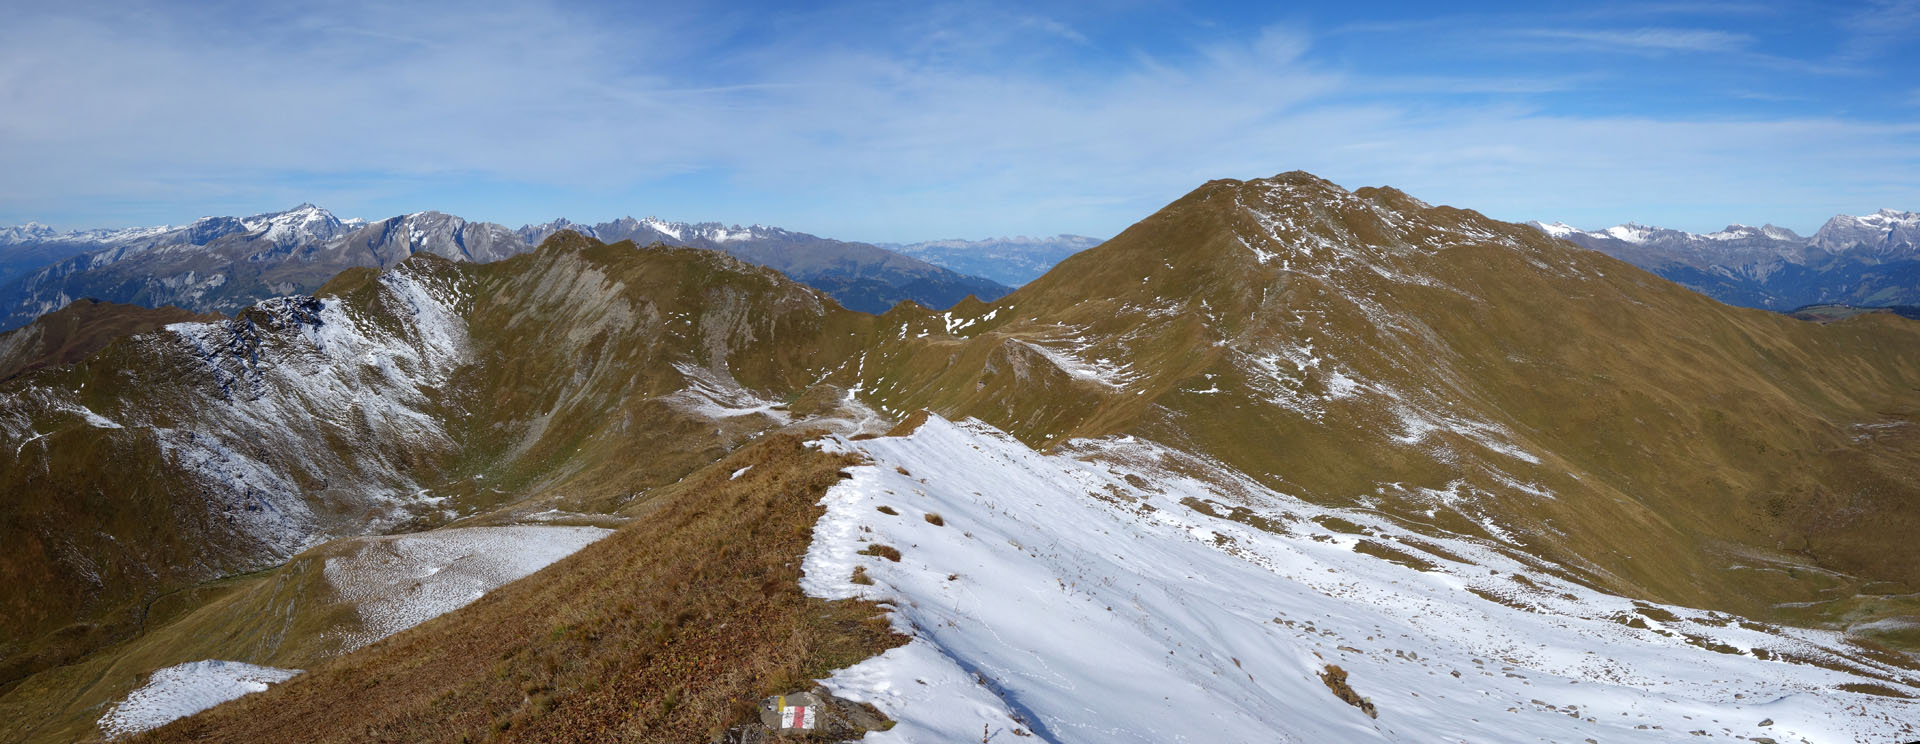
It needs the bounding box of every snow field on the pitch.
[802,415,1918,743]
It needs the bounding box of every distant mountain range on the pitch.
[1529,209,1920,310]
[0,208,1011,329]
[880,234,1102,286]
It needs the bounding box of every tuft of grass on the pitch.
[1319,664,1377,719]
[850,566,874,586]
[876,505,898,516]
[858,544,902,562]
[923,512,945,527]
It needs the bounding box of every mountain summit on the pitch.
[841,171,1920,625]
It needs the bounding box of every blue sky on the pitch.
[1,0,1916,242]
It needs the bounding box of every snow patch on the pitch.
[322,525,611,653]
[98,660,301,739]
[664,363,793,422]
[1015,332,1141,389]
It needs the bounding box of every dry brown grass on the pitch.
[884,410,929,438]
[857,545,902,563]
[922,513,944,527]
[132,433,903,743]
[1318,664,1377,719]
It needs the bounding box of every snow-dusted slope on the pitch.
[0,256,482,671]
[97,660,301,739]
[321,526,612,653]
[86,525,611,740]
[803,416,1919,743]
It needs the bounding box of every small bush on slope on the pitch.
[132,433,902,743]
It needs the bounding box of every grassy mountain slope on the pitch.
[127,432,899,744]
[0,233,885,699]
[841,173,1920,633]
[0,300,218,381]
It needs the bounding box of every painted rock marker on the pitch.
[779,703,816,730]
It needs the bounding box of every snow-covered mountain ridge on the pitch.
[0,204,367,249]
[0,207,1009,328]
[516,215,783,245]
[1529,209,1920,308]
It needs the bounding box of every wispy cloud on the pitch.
[1570,2,1785,19]
[0,1,1913,240]
[1512,27,1754,54]
[1837,0,1920,61]
[1019,15,1087,44]
[1354,75,1591,96]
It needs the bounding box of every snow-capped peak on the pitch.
[1699,223,1801,242]
[1601,223,1653,244]
[0,221,60,244]
[640,217,683,241]
[1528,221,1580,239]
[632,217,776,244]
[1811,208,1920,253]
[1864,208,1920,226]
[1820,208,1920,231]
[243,204,353,245]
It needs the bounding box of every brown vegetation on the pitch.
[1318,664,1377,719]
[884,409,930,438]
[131,433,903,743]
[0,299,218,381]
